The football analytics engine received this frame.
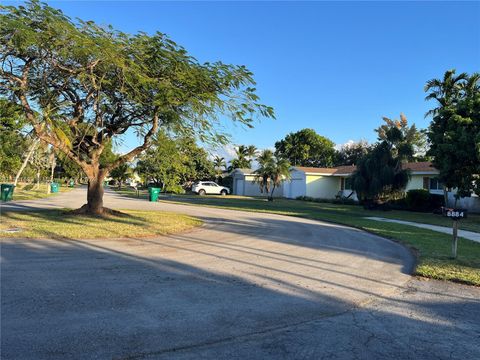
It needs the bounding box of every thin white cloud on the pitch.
[208,143,237,163]
[334,140,355,151]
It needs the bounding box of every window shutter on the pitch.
[423,177,429,190]
[340,178,345,190]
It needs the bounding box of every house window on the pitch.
[341,177,353,190]
[429,178,444,191]
[344,177,353,190]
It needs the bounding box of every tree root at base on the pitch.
[65,204,127,217]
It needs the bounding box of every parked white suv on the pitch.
[192,181,230,196]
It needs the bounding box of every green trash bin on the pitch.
[148,187,161,202]
[68,180,75,188]
[50,182,59,193]
[1,184,15,202]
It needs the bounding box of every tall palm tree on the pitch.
[424,69,468,117]
[254,149,274,195]
[246,145,257,159]
[462,72,480,98]
[213,156,226,177]
[230,145,255,170]
[254,151,290,201]
[268,158,291,201]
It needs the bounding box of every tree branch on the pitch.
[105,110,159,172]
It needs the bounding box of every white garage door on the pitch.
[288,179,305,199]
[235,179,244,195]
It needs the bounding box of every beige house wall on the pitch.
[405,174,425,192]
[305,175,340,199]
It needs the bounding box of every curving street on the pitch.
[1,188,479,359]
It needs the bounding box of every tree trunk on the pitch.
[269,184,276,201]
[47,152,56,194]
[443,188,449,207]
[86,177,105,215]
[36,170,40,189]
[14,138,39,187]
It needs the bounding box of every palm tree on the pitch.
[462,72,480,98]
[254,149,274,195]
[424,69,468,117]
[254,151,290,201]
[230,145,255,170]
[246,145,257,159]
[268,158,291,201]
[213,156,226,177]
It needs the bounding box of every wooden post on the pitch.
[452,220,458,259]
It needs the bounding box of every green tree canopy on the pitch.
[229,145,257,170]
[109,163,131,189]
[351,116,420,204]
[335,140,372,166]
[0,0,273,214]
[135,131,214,193]
[254,150,290,200]
[376,114,426,161]
[0,100,27,178]
[426,70,480,199]
[274,128,336,167]
[213,156,226,177]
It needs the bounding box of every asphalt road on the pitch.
[1,188,479,359]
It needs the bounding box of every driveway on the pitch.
[1,189,479,359]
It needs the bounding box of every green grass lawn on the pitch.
[0,209,201,239]
[5,182,74,201]
[119,191,479,286]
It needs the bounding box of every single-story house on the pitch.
[230,168,285,197]
[231,162,480,212]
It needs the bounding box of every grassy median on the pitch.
[6,183,73,201]
[0,210,201,240]
[150,194,480,286]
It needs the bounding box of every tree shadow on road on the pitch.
[2,232,479,359]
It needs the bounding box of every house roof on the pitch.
[294,162,438,176]
[404,161,438,173]
[230,168,255,175]
[294,165,357,175]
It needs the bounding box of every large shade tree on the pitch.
[0,1,273,214]
[275,128,336,167]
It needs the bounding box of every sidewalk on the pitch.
[365,217,480,243]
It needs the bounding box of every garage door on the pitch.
[288,179,305,199]
[235,179,244,195]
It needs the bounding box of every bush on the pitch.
[296,196,315,202]
[405,189,443,212]
[296,195,358,205]
[164,184,185,194]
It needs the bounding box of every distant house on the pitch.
[230,168,285,197]
[285,165,358,200]
[231,162,479,211]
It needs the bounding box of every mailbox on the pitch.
[442,207,467,220]
[441,207,467,259]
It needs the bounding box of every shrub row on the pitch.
[297,189,444,213]
[296,196,357,205]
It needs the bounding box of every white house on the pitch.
[231,162,480,212]
[230,168,285,197]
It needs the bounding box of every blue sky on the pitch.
[7,1,480,159]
